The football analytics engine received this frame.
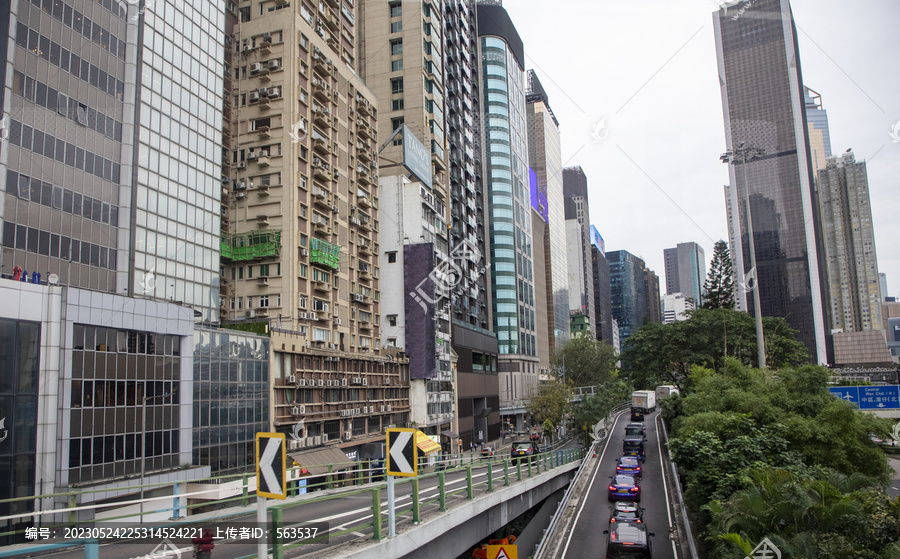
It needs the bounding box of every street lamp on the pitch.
[721,142,767,369]
[140,390,173,523]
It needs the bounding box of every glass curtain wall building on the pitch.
[477,4,536,361]
[714,0,827,362]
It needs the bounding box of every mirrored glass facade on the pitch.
[608,250,648,341]
[714,0,826,361]
[133,0,224,322]
[192,328,268,476]
[480,36,535,357]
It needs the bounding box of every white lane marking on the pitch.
[560,411,625,559]
[655,413,677,558]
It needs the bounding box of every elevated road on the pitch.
[560,409,677,559]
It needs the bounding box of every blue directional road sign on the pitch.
[829,386,900,409]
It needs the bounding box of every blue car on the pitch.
[608,474,641,502]
[616,456,642,479]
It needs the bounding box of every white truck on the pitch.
[631,390,657,413]
[655,385,680,401]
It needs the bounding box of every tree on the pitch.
[550,335,618,387]
[703,240,735,310]
[570,378,634,445]
[525,380,572,431]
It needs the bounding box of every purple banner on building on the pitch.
[529,168,548,222]
[404,243,437,380]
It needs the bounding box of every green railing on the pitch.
[0,447,586,556]
[221,231,282,261]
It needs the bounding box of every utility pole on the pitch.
[721,143,767,369]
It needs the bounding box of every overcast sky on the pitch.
[501,0,900,299]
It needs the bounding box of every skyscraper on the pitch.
[564,166,595,335]
[477,1,538,428]
[608,250,649,341]
[714,0,827,363]
[358,0,455,441]
[590,226,613,344]
[805,87,832,172]
[818,153,883,334]
[644,267,662,325]
[526,70,568,368]
[663,242,706,306]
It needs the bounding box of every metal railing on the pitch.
[0,447,586,557]
[657,413,700,559]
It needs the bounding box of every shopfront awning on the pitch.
[440,431,459,439]
[288,446,352,476]
[415,431,442,455]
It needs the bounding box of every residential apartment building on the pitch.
[526,70,568,365]
[358,0,454,442]
[477,1,538,430]
[221,0,410,459]
[818,152,890,366]
[564,166,595,336]
[714,0,828,363]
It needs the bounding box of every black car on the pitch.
[630,407,645,422]
[622,436,646,461]
[624,423,646,438]
[604,521,654,558]
[609,501,644,524]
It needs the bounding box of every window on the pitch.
[313,299,329,312]
[247,296,253,308]
[390,117,404,132]
[259,295,269,307]
[390,21,402,33]
[260,264,270,276]
[389,1,401,17]
[387,251,397,263]
[300,34,309,50]
[387,315,397,327]
[390,39,402,55]
[299,296,307,309]
[391,99,404,111]
[391,59,403,72]
[390,78,403,94]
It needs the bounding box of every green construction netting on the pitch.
[310,237,340,270]
[221,231,281,261]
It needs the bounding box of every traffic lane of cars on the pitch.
[561,410,675,559]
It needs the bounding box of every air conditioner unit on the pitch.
[331,205,338,213]
[301,249,309,257]
[322,434,329,442]
[298,379,307,386]
[268,59,281,70]
[309,312,317,320]
[387,405,391,412]
[288,374,296,383]
[267,87,282,98]
[329,343,336,349]
[341,379,347,386]
[327,380,333,386]
[258,277,268,285]
[362,378,368,386]
[291,405,303,415]
[352,377,361,384]
[235,192,246,200]
[318,379,324,386]
[247,151,259,160]
[289,439,301,450]
[298,312,308,319]
[262,32,272,44]
[250,62,263,74]
[380,405,386,412]
[249,91,261,103]
[246,310,255,318]
[343,432,352,441]
[333,318,341,326]
[259,150,269,158]
[314,435,322,445]
[236,161,246,169]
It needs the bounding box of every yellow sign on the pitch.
[386,428,418,477]
[255,433,287,500]
[486,545,517,559]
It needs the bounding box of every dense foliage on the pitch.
[620,308,808,390]
[550,334,618,387]
[667,359,897,558]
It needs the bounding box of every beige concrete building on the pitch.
[220,0,409,457]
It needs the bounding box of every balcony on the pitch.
[312,77,332,102]
[313,221,332,236]
[313,279,330,292]
[313,137,330,155]
[356,118,374,139]
[312,186,331,208]
[356,94,373,116]
[312,158,331,180]
[313,105,332,127]
[357,191,372,209]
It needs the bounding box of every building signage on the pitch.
[401,125,432,189]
